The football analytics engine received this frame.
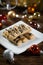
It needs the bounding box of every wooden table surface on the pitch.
[0,11,43,65]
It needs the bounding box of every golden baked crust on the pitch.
[3,24,35,46]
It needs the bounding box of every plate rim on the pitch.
[0,21,43,54]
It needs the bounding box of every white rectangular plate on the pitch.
[0,21,43,54]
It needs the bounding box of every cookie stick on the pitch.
[13,25,21,34]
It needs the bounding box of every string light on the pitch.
[29,15,33,18]
[37,24,40,28]
[0,14,2,17]
[16,14,19,18]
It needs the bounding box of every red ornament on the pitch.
[29,21,37,29]
[28,45,40,55]
[0,22,2,29]
[0,15,2,21]
[0,14,7,22]
[2,15,7,21]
